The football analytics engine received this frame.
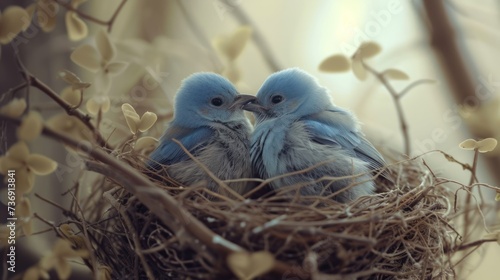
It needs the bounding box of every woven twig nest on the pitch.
[75,146,462,280]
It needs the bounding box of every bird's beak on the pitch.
[230,94,258,110]
[232,94,267,113]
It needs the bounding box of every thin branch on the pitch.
[53,0,108,25]
[53,0,128,32]
[363,62,411,156]
[103,191,155,280]
[107,0,128,32]
[68,190,99,279]
[4,82,29,96]
[468,150,479,186]
[398,79,436,98]
[27,74,111,150]
[34,193,72,214]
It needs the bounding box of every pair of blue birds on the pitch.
[147,68,386,203]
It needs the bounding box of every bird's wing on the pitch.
[147,125,213,169]
[302,110,385,171]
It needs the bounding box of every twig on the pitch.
[103,191,155,280]
[107,0,128,32]
[53,0,128,32]
[68,190,99,279]
[361,62,411,156]
[27,74,111,149]
[468,149,479,186]
[34,193,71,214]
[33,213,58,231]
[399,79,435,98]
[4,82,29,96]
[452,238,497,252]
[53,0,107,24]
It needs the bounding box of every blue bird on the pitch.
[147,72,256,195]
[241,68,386,202]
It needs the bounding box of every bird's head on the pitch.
[242,68,332,122]
[173,72,256,127]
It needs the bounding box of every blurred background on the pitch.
[1,0,499,278]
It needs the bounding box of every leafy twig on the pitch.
[362,62,411,156]
[27,74,111,149]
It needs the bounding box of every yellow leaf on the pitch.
[95,29,115,63]
[7,141,30,162]
[61,87,82,107]
[358,42,381,58]
[0,6,30,44]
[18,197,32,218]
[477,138,498,153]
[16,167,35,195]
[86,96,110,115]
[54,258,72,280]
[70,44,101,72]
[134,136,158,151]
[351,52,367,81]
[26,154,58,175]
[25,4,36,21]
[60,69,82,84]
[0,156,23,174]
[121,103,140,134]
[0,98,27,118]
[21,219,33,238]
[227,251,275,280]
[214,26,252,60]
[496,192,500,201]
[23,266,49,280]
[46,114,91,142]
[382,69,410,80]
[138,112,158,132]
[98,266,113,280]
[36,0,58,33]
[106,61,128,75]
[65,12,88,41]
[17,111,43,142]
[319,54,351,72]
[459,139,477,150]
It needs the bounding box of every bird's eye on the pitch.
[271,95,283,104]
[211,97,223,106]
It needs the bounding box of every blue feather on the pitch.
[302,110,386,171]
[148,125,213,169]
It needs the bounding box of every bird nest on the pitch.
[70,145,470,280]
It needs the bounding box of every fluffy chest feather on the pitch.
[169,120,252,193]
